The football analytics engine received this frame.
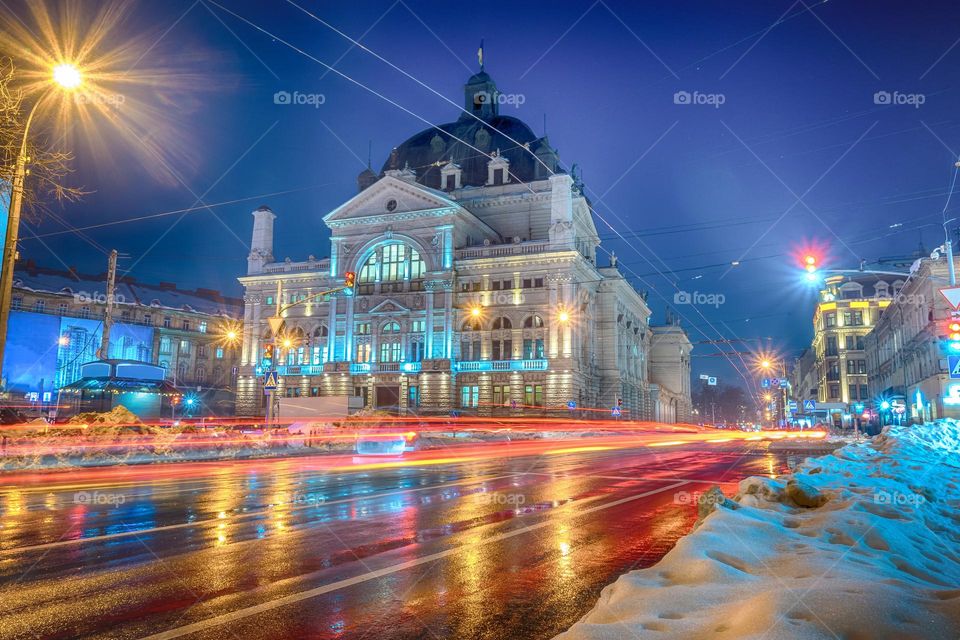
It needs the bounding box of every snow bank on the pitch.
[557,421,960,640]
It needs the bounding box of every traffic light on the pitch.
[948,319,960,351]
[802,254,819,283]
[262,343,274,364]
[344,271,356,294]
[617,398,623,407]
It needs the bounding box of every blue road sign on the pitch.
[950,355,960,379]
[611,406,621,417]
[567,400,577,410]
[263,370,279,391]
[760,378,770,388]
[803,399,816,412]
[779,379,789,388]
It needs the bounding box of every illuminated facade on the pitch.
[236,68,692,420]
[808,274,900,424]
[865,255,960,422]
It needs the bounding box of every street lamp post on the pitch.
[0,64,82,384]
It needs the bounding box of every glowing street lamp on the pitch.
[52,63,82,89]
[558,309,570,323]
[470,306,482,317]
[0,61,85,379]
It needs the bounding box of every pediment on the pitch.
[324,176,458,224]
[367,298,409,315]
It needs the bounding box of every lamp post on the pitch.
[759,357,788,428]
[0,63,82,384]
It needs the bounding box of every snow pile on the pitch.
[558,421,960,640]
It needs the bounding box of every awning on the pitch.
[59,376,182,395]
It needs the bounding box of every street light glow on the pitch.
[558,310,570,323]
[470,307,481,317]
[52,63,82,89]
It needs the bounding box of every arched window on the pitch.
[492,317,512,330]
[312,325,328,364]
[523,315,544,328]
[462,318,482,331]
[382,321,401,334]
[356,242,426,292]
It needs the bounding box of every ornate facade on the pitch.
[236,68,692,420]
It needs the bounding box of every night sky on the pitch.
[5,0,960,389]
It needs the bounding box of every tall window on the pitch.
[524,384,543,407]
[356,343,371,362]
[461,385,479,408]
[493,385,510,406]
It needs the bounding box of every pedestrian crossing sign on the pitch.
[949,355,960,379]
[263,370,279,390]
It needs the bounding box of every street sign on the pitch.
[788,400,798,413]
[567,400,577,410]
[770,378,780,388]
[803,399,816,412]
[940,286,960,310]
[699,374,709,380]
[707,376,717,386]
[779,379,789,388]
[760,378,770,388]
[267,316,285,336]
[611,406,621,417]
[262,370,279,391]
[950,355,960,379]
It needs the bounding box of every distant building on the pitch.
[799,273,902,428]
[236,65,693,420]
[866,254,960,422]
[2,260,242,415]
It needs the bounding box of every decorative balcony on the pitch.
[455,359,548,372]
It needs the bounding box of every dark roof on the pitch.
[378,69,560,189]
[13,259,243,317]
[382,116,548,189]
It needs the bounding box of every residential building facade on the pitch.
[866,254,960,422]
[2,260,242,414]
[807,274,901,426]
[236,67,692,420]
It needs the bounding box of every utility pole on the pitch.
[98,249,118,359]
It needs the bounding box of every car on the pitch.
[355,430,418,455]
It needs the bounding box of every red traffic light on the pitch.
[344,271,356,289]
[948,321,960,341]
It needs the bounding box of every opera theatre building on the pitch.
[237,67,692,421]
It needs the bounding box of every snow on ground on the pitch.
[557,421,960,640]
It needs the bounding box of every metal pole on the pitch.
[0,98,45,384]
[98,249,118,358]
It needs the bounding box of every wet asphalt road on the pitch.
[0,440,798,640]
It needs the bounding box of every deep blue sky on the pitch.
[9,0,960,388]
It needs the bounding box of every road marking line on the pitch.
[139,480,689,640]
[521,472,727,483]
[0,474,522,554]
